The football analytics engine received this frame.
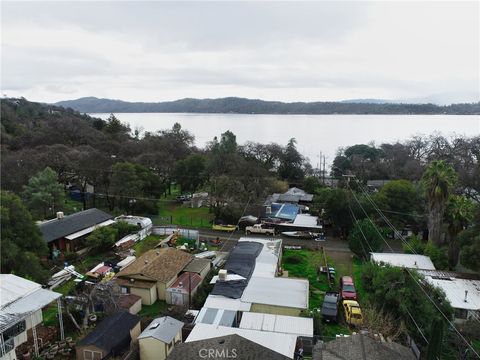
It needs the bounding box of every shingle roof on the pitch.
[77,311,140,355]
[168,334,291,360]
[38,208,113,243]
[116,248,193,283]
[138,316,183,343]
[117,294,142,309]
[316,334,415,360]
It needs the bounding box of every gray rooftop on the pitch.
[168,334,290,360]
[138,316,184,343]
[314,334,415,360]
[38,208,113,243]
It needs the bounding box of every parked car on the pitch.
[176,194,192,202]
[245,224,275,236]
[321,292,339,323]
[340,276,357,300]
[342,300,363,327]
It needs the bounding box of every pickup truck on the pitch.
[245,224,275,236]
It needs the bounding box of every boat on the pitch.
[212,224,237,232]
[281,231,318,239]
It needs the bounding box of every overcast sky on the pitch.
[2,1,479,104]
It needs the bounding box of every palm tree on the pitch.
[445,195,474,269]
[421,160,457,245]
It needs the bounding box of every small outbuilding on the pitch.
[182,258,211,279]
[138,316,184,360]
[166,272,202,306]
[76,311,141,360]
[117,294,142,315]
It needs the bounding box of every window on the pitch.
[120,286,129,294]
[3,320,26,341]
[84,350,102,360]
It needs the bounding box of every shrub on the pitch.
[284,255,304,264]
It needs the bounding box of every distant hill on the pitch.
[55,96,480,115]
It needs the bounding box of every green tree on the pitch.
[315,188,352,238]
[421,160,457,245]
[174,154,207,193]
[278,138,305,182]
[303,176,322,194]
[22,166,65,219]
[444,195,475,269]
[348,219,385,259]
[86,226,118,251]
[426,318,445,360]
[0,191,49,283]
[374,179,421,228]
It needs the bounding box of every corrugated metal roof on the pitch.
[186,323,297,359]
[239,312,313,337]
[370,253,436,270]
[195,308,237,327]
[241,277,309,309]
[1,274,40,307]
[423,277,480,311]
[138,316,183,343]
[203,295,251,312]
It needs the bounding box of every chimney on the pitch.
[56,211,64,219]
[464,290,468,302]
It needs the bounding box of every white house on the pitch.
[0,275,63,360]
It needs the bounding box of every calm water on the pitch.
[91,113,479,167]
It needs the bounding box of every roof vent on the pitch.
[464,290,468,302]
[218,339,225,344]
[149,323,160,329]
[56,211,64,219]
[218,269,227,282]
[144,260,149,264]
[130,278,135,283]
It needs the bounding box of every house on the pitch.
[181,258,211,279]
[0,275,63,360]
[167,334,291,360]
[370,252,436,270]
[38,208,114,253]
[115,215,152,240]
[117,294,142,315]
[138,317,183,360]
[76,311,141,360]
[115,248,193,305]
[185,237,311,358]
[313,333,415,360]
[417,269,480,323]
[186,324,298,359]
[166,272,202,306]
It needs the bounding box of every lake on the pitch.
[91,113,479,167]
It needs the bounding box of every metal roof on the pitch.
[65,219,116,240]
[195,308,237,327]
[186,323,297,359]
[38,208,113,243]
[138,316,183,343]
[238,237,281,278]
[423,277,480,311]
[370,252,436,270]
[241,277,309,309]
[203,295,251,312]
[239,312,313,337]
[1,274,40,307]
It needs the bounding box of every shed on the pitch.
[166,272,202,306]
[76,311,141,360]
[138,316,183,360]
[117,294,142,315]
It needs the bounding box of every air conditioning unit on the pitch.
[218,269,227,281]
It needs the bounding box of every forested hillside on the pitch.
[56,96,480,114]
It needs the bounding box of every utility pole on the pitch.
[322,156,326,185]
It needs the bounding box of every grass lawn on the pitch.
[352,257,367,300]
[55,280,77,296]
[156,201,214,229]
[42,305,59,327]
[133,235,163,255]
[138,301,168,318]
[282,248,352,337]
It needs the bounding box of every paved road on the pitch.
[197,229,353,252]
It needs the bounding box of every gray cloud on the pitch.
[1,1,479,103]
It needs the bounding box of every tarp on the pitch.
[210,241,262,299]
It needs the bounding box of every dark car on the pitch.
[340,276,357,300]
[321,292,339,323]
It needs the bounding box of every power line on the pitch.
[347,180,479,357]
